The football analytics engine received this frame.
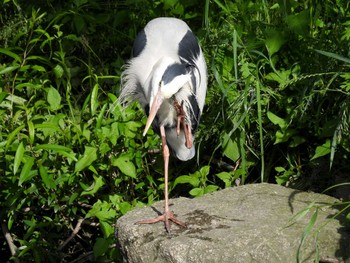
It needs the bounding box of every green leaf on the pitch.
[53,64,64,78]
[75,146,97,173]
[47,86,61,111]
[96,104,108,129]
[28,120,35,144]
[14,142,25,175]
[267,111,287,129]
[189,187,204,197]
[35,144,73,152]
[99,221,114,238]
[86,200,117,221]
[0,48,22,62]
[315,49,350,64]
[39,165,56,189]
[0,92,7,103]
[32,65,46,72]
[5,124,25,151]
[93,237,110,258]
[311,140,331,161]
[265,29,286,56]
[216,172,232,188]
[222,133,240,162]
[275,129,296,144]
[285,10,310,36]
[173,175,200,188]
[81,176,104,196]
[0,65,20,75]
[91,83,99,116]
[112,154,136,178]
[5,94,26,105]
[19,157,35,186]
[297,208,318,262]
[35,144,77,161]
[204,184,219,194]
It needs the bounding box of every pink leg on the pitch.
[135,126,186,232]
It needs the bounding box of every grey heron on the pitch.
[120,17,207,232]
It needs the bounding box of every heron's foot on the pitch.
[135,211,186,233]
[174,100,193,148]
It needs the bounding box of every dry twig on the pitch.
[1,222,20,263]
[58,218,84,251]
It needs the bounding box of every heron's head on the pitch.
[143,57,193,136]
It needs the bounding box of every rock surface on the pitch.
[116,183,349,263]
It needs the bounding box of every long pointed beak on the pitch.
[143,90,164,136]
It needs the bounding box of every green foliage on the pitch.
[1,0,350,261]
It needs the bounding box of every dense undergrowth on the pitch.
[1,0,350,261]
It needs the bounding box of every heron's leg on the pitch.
[135,126,186,232]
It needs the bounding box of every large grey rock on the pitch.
[116,183,350,263]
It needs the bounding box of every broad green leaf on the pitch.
[275,167,286,173]
[19,157,35,185]
[47,86,61,111]
[81,176,104,196]
[267,111,288,129]
[216,172,231,188]
[189,187,204,197]
[265,29,286,56]
[265,70,291,86]
[69,193,79,205]
[6,94,26,105]
[0,92,7,103]
[173,175,200,188]
[99,221,114,238]
[53,64,64,78]
[285,10,310,36]
[39,165,56,189]
[32,65,46,72]
[118,202,132,215]
[222,133,240,162]
[75,146,97,173]
[124,121,142,138]
[35,123,62,138]
[5,124,25,151]
[14,142,25,175]
[55,150,78,162]
[199,165,210,177]
[112,154,136,178]
[275,129,296,144]
[107,93,118,103]
[86,200,117,221]
[204,185,219,194]
[93,237,110,258]
[311,140,331,161]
